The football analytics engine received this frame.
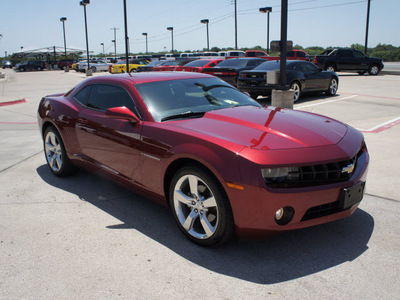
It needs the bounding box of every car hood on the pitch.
[165,106,347,150]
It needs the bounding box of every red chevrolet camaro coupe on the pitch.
[37,72,369,246]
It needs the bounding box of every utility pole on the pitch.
[234,0,238,49]
[110,27,119,58]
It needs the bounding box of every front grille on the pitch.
[265,145,365,188]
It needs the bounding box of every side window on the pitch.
[286,51,294,57]
[74,85,91,106]
[247,52,256,57]
[86,84,140,116]
[340,50,352,58]
[353,50,364,58]
[297,51,306,58]
[303,62,319,72]
[208,62,216,68]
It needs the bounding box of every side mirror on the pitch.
[105,106,141,124]
[318,67,323,72]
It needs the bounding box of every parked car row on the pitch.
[130,57,337,102]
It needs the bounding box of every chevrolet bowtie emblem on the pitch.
[341,163,355,174]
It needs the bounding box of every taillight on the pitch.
[313,56,317,64]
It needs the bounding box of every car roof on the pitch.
[81,71,214,85]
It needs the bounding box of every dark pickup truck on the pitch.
[311,48,384,75]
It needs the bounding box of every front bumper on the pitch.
[226,141,369,239]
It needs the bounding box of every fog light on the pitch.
[275,208,284,220]
[274,206,294,225]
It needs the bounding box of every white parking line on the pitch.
[296,95,358,109]
[357,116,400,133]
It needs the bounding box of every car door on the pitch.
[352,50,369,70]
[294,62,325,91]
[74,83,143,182]
[336,49,355,70]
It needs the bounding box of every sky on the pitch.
[0,0,399,56]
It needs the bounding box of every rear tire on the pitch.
[169,165,235,246]
[326,77,338,96]
[325,64,336,72]
[290,81,301,102]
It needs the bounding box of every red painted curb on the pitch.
[0,99,27,107]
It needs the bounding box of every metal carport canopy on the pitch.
[12,46,89,58]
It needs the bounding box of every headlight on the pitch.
[261,167,300,184]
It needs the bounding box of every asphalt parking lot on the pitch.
[1,68,399,299]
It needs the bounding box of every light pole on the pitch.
[142,33,148,54]
[364,0,371,54]
[280,0,288,88]
[167,27,174,54]
[259,7,272,54]
[112,39,116,58]
[60,17,67,61]
[100,43,104,54]
[200,19,209,51]
[123,0,129,72]
[80,0,91,76]
[110,27,119,59]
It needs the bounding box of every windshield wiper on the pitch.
[161,111,206,122]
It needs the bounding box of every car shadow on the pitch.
[37,165,374,284]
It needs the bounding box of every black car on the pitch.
[312,48,384,75]
[136,60,165,72]
[237,60,339,101]
[2,60,13,69]
[202,58,266,86]
[18,60,46,72]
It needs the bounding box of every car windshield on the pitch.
[216,59,250,67]
[135,77,261,122]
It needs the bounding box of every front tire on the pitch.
[290,81,301,102]
[368,64,379,75]
[326,77,338,96]
[169,165,235,246]
[91,66,97,72]
[43,126,77,177]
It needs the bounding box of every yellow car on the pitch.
[110,59,148,73]
[71,61,84,72]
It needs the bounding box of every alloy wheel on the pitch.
[45,131,63,172]
[291,82,301,102]
[173,174,219,240]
